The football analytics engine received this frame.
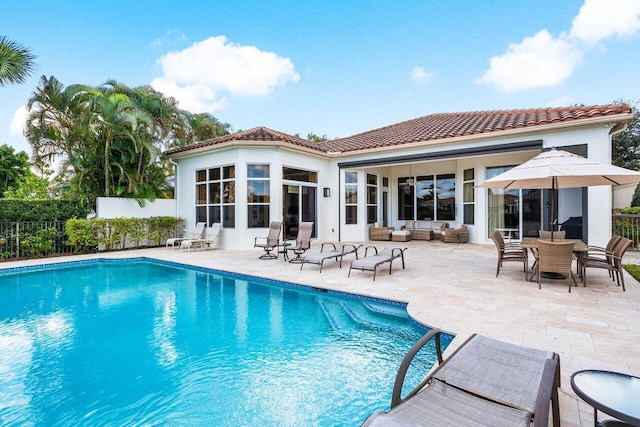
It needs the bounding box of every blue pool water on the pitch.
[0,258,450,426]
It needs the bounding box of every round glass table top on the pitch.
[571,370,640,424]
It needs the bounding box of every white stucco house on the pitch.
[164,104,633,250]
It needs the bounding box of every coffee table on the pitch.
[571,370,640,426]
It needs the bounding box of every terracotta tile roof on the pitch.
[164,126,322,156]
[320,104,632,153]
[165,104,632,156]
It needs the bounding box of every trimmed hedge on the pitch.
[0,199,89,221]
[65,217,184,253]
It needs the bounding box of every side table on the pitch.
[571,370,640,426]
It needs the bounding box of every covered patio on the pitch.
[4,240,638,426]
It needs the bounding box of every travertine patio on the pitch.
[3,240,639,426]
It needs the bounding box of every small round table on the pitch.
[571,370,640,426]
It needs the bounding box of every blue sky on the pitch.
[2,0,640,154]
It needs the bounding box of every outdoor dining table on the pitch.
[520,237,588,282]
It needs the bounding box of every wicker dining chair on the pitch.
[490,231,528,277]
[582,237,633,291]
[536,239,578,292]
[538,230,566,240]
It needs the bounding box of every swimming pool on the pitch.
[0,258,450,425]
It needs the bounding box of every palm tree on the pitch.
[0,36,36,86]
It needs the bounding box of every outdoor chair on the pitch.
[491,230,528,277]
[166,222,205,249]
[180,223,221,251]
[254,221,282,259]
[348,246,407,281]
[361,330,560,427]
[538,230,566,240]
[581,235,622,281]
[369,224,393,241]
[300,242,362,273]
[287,222,314,263]
[582,237,633,291]
[536,239,578,292]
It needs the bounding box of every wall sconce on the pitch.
[323,188,331,197]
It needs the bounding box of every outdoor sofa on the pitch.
[401,220,448,241]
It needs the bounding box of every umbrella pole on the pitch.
[550,178,556,242]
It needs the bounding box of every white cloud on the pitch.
[546,95,574,107]
[570,0,640,44]
[10,106,28,137]
[410,66,437,84]
[150,29,187,48]
[150,36,300,113]
[476,30,582,92]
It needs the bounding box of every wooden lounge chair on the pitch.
[254,221,282,259]
[362,330,560,427]
[491,230,528,277]
[348,246,407,281]
[180,223,221,251]
[300,242,362,273]
[166,222,205,249]
[287,222,314,263]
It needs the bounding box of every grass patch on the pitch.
[623,264,640,282]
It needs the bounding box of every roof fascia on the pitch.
[337,140,543,168]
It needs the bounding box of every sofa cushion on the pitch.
[432,221,449,231]
[415,220,433,230]
[404,220,415,229]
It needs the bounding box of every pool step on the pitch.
[362,301,410,320]
[320,301,357,332]
[340,301,415,335]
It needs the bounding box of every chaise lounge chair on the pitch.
[180,223,221,251]
[166,222,205,249]
[300,242,362,273]
[254,221,283,259]
[287,221,314,263]
[362,330,560,427]
[348,246,407,281]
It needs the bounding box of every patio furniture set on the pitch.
[166,222,222,251]
[253,221,408,280]
[491,230,633,292]
[369,220,468,243]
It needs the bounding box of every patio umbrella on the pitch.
[477,148,640,240]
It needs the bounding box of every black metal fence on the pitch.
[612,214,640,248]
[0,221,72,260]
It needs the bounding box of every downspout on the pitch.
[338,167,341,241]
[169,158,179,218]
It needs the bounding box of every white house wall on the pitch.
[173,121,619,249]
[175,146,331,250]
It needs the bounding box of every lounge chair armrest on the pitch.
[532,358,559,427]
[341,243,361,255]
[321,242,337,252]
[391,247,407,258]
[391,329,443,408]
[363,245,379,257]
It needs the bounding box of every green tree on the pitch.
[0,36,36,86]
[631,182,640,207]
[3,170,52,199]
[612,99,640,170]
[25,77,225,206]
[0,144,30,196]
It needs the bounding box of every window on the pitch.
[247,164,270,228]
[195,165,235,228]
[366,173,377,224]
[397,177,415,220]
[463,168,475,225]
[487,166,519,239]
[283,167,317,183]
[407,173,455,221]
[345,171,358,224]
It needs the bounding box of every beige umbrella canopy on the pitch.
[477,148,640,239]
[477,148,640,190]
